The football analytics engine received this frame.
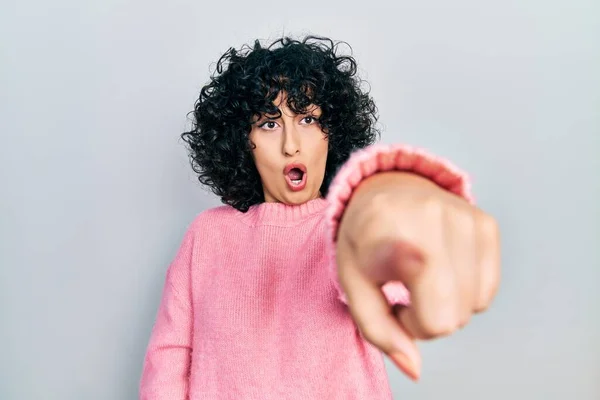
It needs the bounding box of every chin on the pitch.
[280,191,319,205]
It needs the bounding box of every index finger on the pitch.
[338,253,421,380]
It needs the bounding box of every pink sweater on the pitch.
[140,144,472,400]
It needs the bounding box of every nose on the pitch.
[282,124,300,157]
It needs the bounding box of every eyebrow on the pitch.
[254,106,322,122]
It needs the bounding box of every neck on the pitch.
[237,197,329,227]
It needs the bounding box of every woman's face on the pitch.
[249,92,328,205]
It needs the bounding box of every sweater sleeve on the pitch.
[324,143,475,306]
[139,225,196,400]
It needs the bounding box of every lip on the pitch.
[284,162,307,192]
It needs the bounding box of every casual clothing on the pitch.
[140,144,472,400]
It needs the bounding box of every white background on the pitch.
[1,0,599,398]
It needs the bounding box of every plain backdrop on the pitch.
[1,0,599,399]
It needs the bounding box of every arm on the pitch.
[325,143,500,381]
[139,226,195,400]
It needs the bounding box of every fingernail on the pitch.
[389,352,420,381]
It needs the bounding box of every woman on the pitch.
[140,35,500,399]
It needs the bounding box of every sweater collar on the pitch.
[237,197,329,227]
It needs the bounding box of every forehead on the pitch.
[266,91,321,114]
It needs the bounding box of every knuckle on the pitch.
[419,309,461,339]
[433,278,456,304]
[420,320,457,339]
[458,312,472,329]
[423,197,444,220]
[475,285,498,313]
[458,213,477,242]
[473,300,490,313]
[359,321,376,340]
[479,213,500,240]
[358,322,385,349]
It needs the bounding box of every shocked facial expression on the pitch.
[249,92,328,205]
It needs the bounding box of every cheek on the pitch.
[249,135,266,167]
[305,135,328,182]
[252,149,268,174]
[316,136,329,165]
[251,146,279,178]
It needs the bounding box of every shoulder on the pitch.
[185,204,241,235]
[172,205,240,250]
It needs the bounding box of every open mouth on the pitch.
[284,163,307,191]
[288,168,304,185]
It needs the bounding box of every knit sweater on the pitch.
[139,144,472,400]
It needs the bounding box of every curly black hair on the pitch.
[181,35,380,212]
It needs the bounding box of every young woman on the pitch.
[140,35,500,400]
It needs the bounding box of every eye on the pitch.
[300,116,319,125]
[258,120,279,130]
